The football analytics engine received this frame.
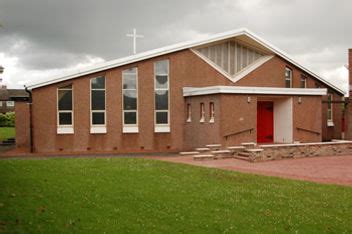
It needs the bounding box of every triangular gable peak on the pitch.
[191,36,275,83]
[196,40,265,76]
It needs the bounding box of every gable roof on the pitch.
[26,28,345,95]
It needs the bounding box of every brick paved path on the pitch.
[147,155,352,186]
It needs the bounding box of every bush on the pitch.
[0,112,15,127]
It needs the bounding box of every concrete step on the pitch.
[211,150,232,159]
[238,152,251,157]
[205,144,221,150]
[193,154,214,161]
[241,142,257,148]
[227,146,245,150]
[179,151,199,156]
[233,155,252,162]
[245,148,264,153]
[195,147,210,152]
[211,150,231,154]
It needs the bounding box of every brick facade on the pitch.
[16,49,344,154]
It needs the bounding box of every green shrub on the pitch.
[0,112,15,127]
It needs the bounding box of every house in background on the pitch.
[0,88,28,114]
[15,29,345,154]
[0,66,28,114]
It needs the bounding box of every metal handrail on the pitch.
[296,127,320,135]
[224,128,254,140]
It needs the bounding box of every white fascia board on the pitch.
[26,27,344,95]
[183,86,327,97]
[26,28,248,90]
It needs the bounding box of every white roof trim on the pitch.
[183,86,327,96]
[25,28,345,95]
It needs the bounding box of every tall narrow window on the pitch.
[186,104,191,123]
[300,75,307,88]
[57,84,73,134]
[154,60,170,132]
[91,76,106,133]
[209,102,215,123]
[122,67,138,133]
[285,67,292,88]
[200,103,205,123]
[327,93,333,125]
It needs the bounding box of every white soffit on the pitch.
[25,28,345,95]
[183,86,328,96]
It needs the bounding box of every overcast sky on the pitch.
[0,0,351,93]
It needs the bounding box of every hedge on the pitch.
[0,112,15,127]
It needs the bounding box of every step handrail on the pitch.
[224,128,254,140]
[296,127,320,135]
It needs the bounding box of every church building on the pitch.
[15,28,345,154]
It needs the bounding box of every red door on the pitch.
[257,101,274,143]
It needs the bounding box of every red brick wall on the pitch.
[293,96,322,142]
[219,94,256,146]
[31,50,232,153]
[183,95,221,150]
[15,102,31,149]
[27,50,343,153]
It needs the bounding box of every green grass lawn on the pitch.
[0,158,351,233]
[0,127,15,140]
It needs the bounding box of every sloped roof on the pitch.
[0,88,29,100]
[26,28,345,95]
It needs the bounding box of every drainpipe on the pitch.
[24,85,33,153]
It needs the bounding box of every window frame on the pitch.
[154,59,170,133]
[300,74,307,88]
[122,67,138,133]
[90,76,107,134]
[57,84,74,134]
[285,67,292,88]
[6,101,14,107]
[209,102,215,123]
[327,93,334,125]
[186,103,191,123]
[200,103,205,123]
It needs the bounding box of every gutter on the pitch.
[24,85,33,153]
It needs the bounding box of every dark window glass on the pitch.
[91,90,105,110]
[155,90,168,110]
[91,77,105,89]
[124,112,137,124]
[155,75,168,89]
[59,112,72,125]
[92,112,105,125]
[58,90,72,110]
[156,111,168,124]
[123,90,137,110]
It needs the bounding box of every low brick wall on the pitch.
[253,141,352,162]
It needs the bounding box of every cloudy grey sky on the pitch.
[0,0,351,92]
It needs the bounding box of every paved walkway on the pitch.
[147,155,352,186]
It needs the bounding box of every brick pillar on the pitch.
[347,49,352,139]
[15,101,31,150]
[349,49,352,89]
